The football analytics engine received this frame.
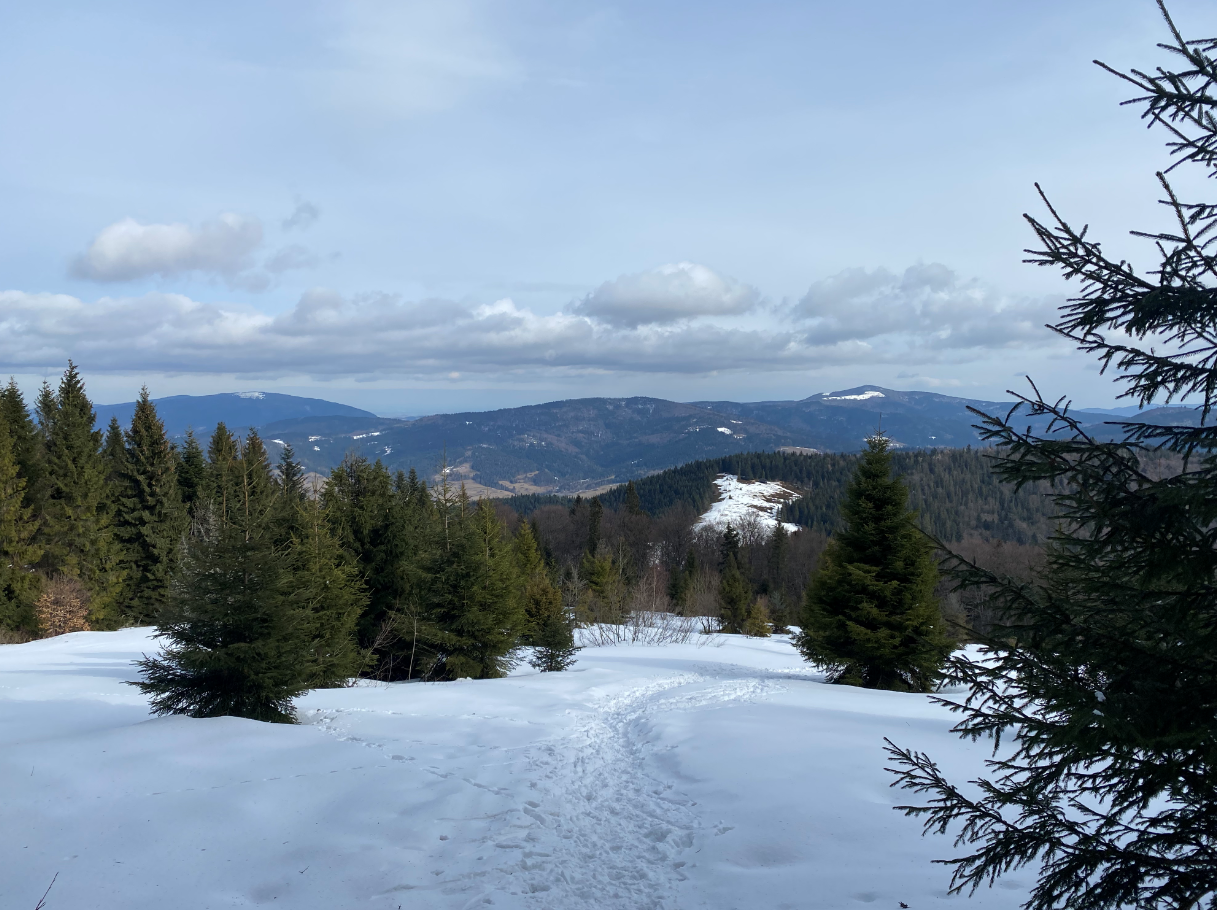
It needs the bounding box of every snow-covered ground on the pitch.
[0,630,1035,909]
[695,474,802,538]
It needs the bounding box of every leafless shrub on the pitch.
[35,576,91,637]
[578,610,707,646]
[0,628,33,644]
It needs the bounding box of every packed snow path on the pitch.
[1,630,1035,909]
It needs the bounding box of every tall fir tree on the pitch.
[0,420,41,633]
[116,389,186,624]
[797,433,950,691]
[0,379,44,514]
[38,363,124,626]
[323,455,416,657]
[206,422,240,522]
[586,496,603,555]
[176,429,207,517]
[515,521,577,671]
[624,480,644,516]
[102,416,127,484]
[424,496,525,679]
[887,9,1217,908]
[717,555,751,634]
[286,496,367,688]
[134,501,309,722]
[136,424,314,721]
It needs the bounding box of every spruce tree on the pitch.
[0,420,41,633]
[116,389,186,624]
[717,555,751,634]
[134,504,307,722]
[586,496,603,555]
[206,422,240,522]
[887,9,1217,907]
[796,434,950,690]
[277,442,305,500]
[322,455,416,658]
[102,416,127,484]
[176,429,206,516]
[286,496,367,688]
[38,363,123,626]
[624,480,644,516]
[136,435,310,722]
[515,522,577,671]
[0,379,44,514]
[424,496,524,679]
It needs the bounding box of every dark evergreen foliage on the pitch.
[0,417,41,633]
[887,10,1217,908]
[37,363,123,626]
[797,434,951,691]
[587,496,603,555]
[0,379,44,514]
[113,389,187,624]
[422,492,525,679]
[176,430,206,516]
[134,507,308,723]
[717,555,751,634]
[515,522,578,671]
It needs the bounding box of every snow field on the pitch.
[694,474,802,538]
[0,630,1035,909]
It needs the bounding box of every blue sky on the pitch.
[1,0,1209,413]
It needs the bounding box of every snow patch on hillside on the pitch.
[695,473,801,537]
[824,390,885,401]
[235,391,266,399]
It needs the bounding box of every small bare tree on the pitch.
[35,576,91,637]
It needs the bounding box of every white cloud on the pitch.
[792,263,1061,352]
[70,214,265,286]
[0,287,809,378]
[569,262,760,327]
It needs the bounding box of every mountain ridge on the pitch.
[95,386,1205,496]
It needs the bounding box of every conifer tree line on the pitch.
[0,366,581,713]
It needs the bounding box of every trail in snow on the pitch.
[472,673,782,910]
[305,672,782,909]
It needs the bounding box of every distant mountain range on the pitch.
[96,387,1205,496]
[94,392,375,439]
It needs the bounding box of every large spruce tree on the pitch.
[886,7,1217,908]
[38,363,123,625]
[515,521,577,671]
[116,389,186,624]
[797,433,950,691]
[136,430,308,721]
[176,429,206,516]
[286,496,367,688]
[424,493,524,679]
[1,379,45,515]
[0,419,41,633]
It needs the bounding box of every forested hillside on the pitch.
[511,448,1058,545]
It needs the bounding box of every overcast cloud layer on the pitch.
[0,262,1065,381]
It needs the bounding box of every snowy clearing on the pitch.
[695,473,802,538]
[1,630,1034,909]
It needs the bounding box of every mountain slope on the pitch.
[267,397,798,496]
